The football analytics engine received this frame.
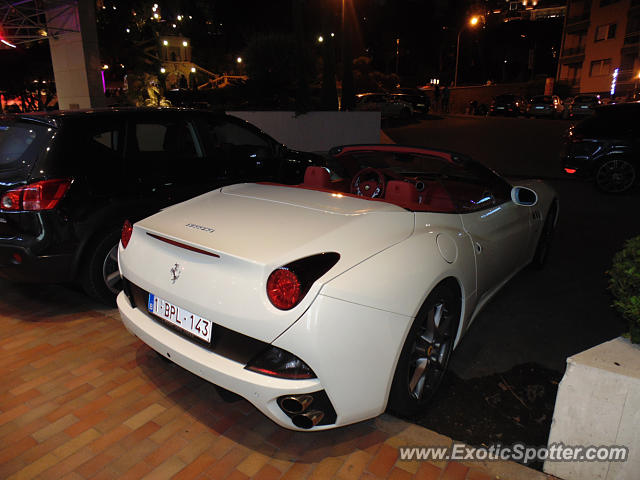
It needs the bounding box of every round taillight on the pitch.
[121,220,133,249]
[267,268,301,310]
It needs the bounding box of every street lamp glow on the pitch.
[318,35,324,43]
[177,15,182,21]
[331,32,335,37]
[237,57,242,63]
[163,40,168,46]
[160,68,166,74]
[153,13,159,19]
[102,64,109,70]
[455,15,482,87]
[191,67,196,73]
[182,41,188,47]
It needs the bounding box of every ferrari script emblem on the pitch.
[170,263,183,284]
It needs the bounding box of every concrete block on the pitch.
[544,337,640,480]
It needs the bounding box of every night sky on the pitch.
[0,0,563,92]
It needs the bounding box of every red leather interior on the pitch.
[385,180,419,204]
[303,167,331,188]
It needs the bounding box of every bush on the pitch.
[608,235,640,343]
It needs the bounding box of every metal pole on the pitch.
[454,28,463,87]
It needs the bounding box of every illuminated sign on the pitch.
[610,68,619,96]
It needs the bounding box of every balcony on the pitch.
[563,46,585,56]
[624,33,640,45]
[561,45,586,64]
[566,12,590,24]
[566,12,590,35]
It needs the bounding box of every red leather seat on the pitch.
[385,180,419,205]
[422,181,457,212]
[303,166,331,188]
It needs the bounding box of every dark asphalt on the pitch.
[385,114,640,379]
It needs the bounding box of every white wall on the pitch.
[47,3,105,110]
[228,111,381,152]
[544,337,640,480]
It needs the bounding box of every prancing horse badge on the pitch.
[170,263,182,284]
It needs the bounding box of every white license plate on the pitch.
[148,294,213,342]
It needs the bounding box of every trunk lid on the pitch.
[120,183,415,343]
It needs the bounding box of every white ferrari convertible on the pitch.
[117,144,558,431]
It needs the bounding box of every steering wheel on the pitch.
[350,167,386,198]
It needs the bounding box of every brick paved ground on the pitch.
[0,280,559,480]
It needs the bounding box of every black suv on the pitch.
[562,103,639,193]
[0,108,323,304]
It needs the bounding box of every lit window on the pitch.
[595,23,617,42]
[589,59,611,77]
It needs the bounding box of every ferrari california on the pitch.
[117,144,558,430]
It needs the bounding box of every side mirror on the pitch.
[511,186,538,206]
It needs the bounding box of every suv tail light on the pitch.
[0,179,71,211]
[121,220,133,249]
[266,252,340,310]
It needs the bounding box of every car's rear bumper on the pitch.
[117,291,327,430]
[117,289,411,430]
[0,245,73,283]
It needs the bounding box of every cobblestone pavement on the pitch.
[0,280,559,480]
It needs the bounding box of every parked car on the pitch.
[390,92,430,115]
[355,93,413,119]
[0,108,323,304]
[526,95,564,118]
[117,144,558,430]
[562,103,639,193]
[489,94,526,116]
[565,94,601,119]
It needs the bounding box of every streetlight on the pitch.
[454,15,481,87]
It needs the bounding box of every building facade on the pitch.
[558,0,640,96]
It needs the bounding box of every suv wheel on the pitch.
[595,157,636,193]
[82,228,122,305]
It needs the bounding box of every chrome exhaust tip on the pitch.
[279,394,314,415]
[292,410,325,429]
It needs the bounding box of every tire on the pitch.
[532,200,557,269]
[388,282,461,417]
[595,157,636,194]
[81,227,123,305]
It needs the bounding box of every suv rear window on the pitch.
[0,121,53,173]
[576,106,639,138]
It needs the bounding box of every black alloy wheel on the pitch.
[82,227,123,305]
[595,158,636,194]
[388,283,460,416]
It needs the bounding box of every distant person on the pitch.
[179,74,187,90]
[433,85,440,112]
[441,86,450,113]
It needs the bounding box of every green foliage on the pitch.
[608,236,640,344]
